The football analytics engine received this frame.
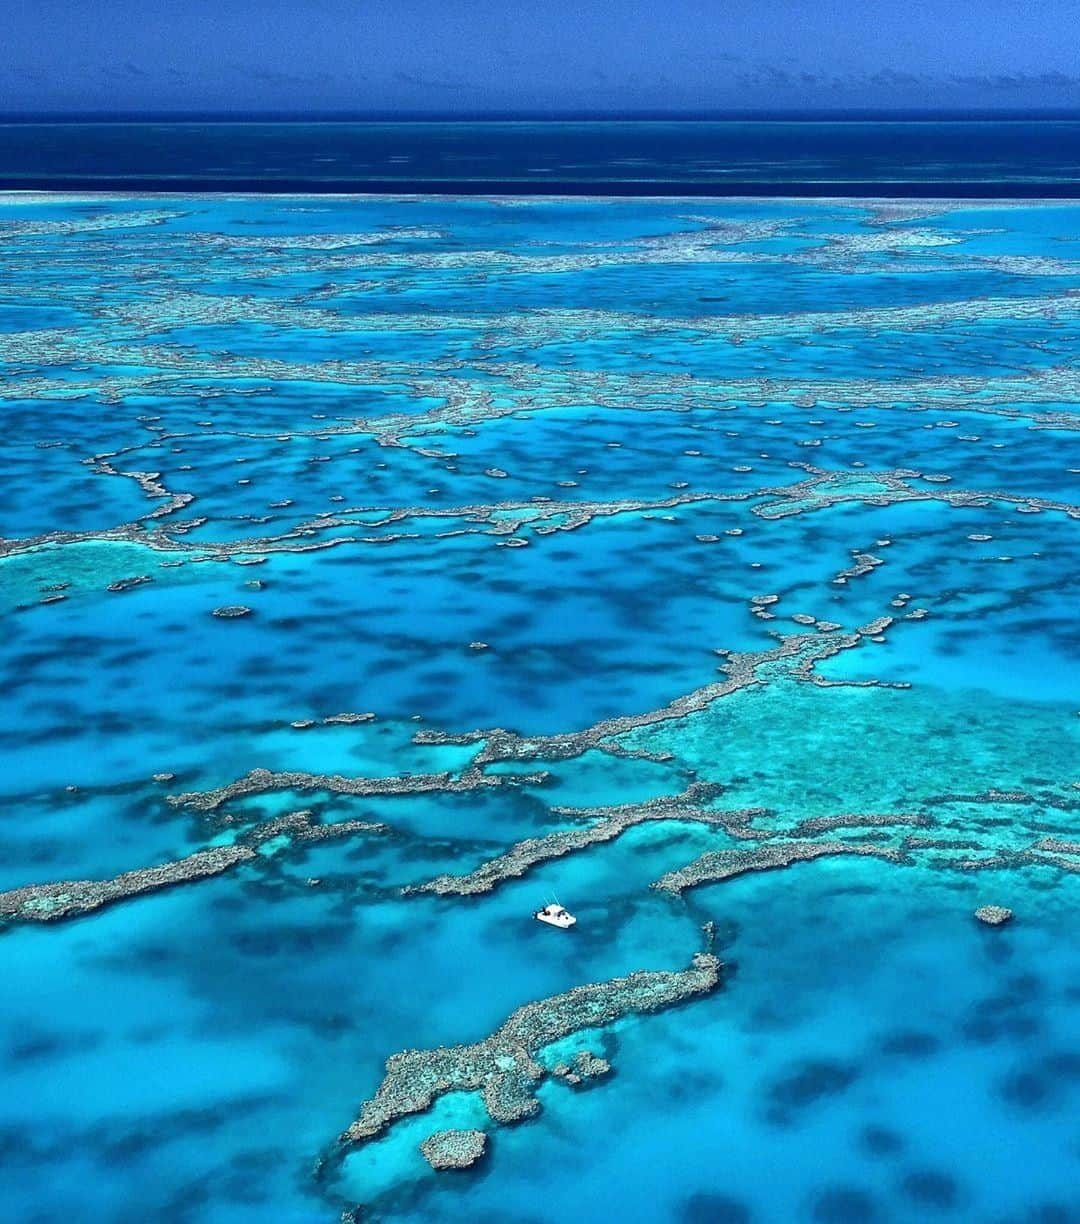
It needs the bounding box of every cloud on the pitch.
[722,60,1080,97]
[950,71,1080,90]
[734,64,796,89]
[864,69,927,87]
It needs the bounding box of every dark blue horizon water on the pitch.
[4,118,1080,195]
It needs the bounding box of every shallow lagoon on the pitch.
[0,194,1077,1222]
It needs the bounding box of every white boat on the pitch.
[535,903,576,929]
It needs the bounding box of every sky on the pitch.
[4,0,1080,114]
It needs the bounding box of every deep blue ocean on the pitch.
[3,116,1080,192]
[0,124,1078,1223]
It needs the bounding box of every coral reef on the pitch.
[410,784,759,897]
[418,1129,487,1171]
[0,811,384,925]
[654,840,909,895]
[336,953,721,1154]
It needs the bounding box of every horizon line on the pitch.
[5,106,1080,124]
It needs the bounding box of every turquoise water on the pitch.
[0,193,1078,1222]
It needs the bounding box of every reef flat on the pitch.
[0,810,384,925]
[335,951,719,1150]
[0,194,1078,1224]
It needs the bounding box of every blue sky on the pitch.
[4,0,1080,113]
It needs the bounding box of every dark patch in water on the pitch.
[901,1168,959,1209]
[7,1028,100,1064]
[93,1099,278,1166]
[879,1030,940,1059]
[148,1179,214,1224]
[984,938,1016,967]
[229,920,351,957]
[1000,1068,1053,1111]
[962,974,1045,1045]
[682,1191,754,1223]
[859,1124,905,1157]
[747,1001,798,1033]
[658,1065,726,1103]
[1036,1206,1080,1224]
[219,1146,284,1204]
[998,1050,1080,1114]
[1045,1051,1080,1079]
[766,1059,858,1125]
[811,1186,878,1223]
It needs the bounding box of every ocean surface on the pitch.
[3,118,1080,193]
[0,189,1078,1224]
